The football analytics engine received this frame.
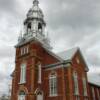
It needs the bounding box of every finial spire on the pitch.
[33,0,39,5]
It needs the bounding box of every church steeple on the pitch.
[17,0,52,50]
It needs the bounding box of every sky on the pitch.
[0,0,100,95]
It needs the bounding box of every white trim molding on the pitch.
[73,71,79,95]
[20,63,26,84]
[38,63,42,84]
[49,72,57,97]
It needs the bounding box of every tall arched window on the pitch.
[27,23,31,34]
[38,63,42,84]
[38,23,42,33]
[49,72,57,96]
[82,77,87,96]
[73,71,79,95]
[18,91,26,100]
[20,63,26,84]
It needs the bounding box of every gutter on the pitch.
[43,60,72,69]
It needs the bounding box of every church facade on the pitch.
[11,0,100,100]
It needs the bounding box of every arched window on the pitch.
[20,63,26,84]
[18,91,26,100]
[82,77,87,96]
[38,23,42,33]
[38,63,42,84]
[73,71,79,95]
[49,71,57,96]
[27,23,31,33]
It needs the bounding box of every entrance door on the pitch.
[37,94,43,100]
[18,95,25,100]
[18,91,26,100]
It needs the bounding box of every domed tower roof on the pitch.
[17,0,52,50]
[26,0,44,22]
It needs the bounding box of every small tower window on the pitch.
[28,23,31,29]
[38,23,42,33]
[20,46,29,56]
[27,23,31,33]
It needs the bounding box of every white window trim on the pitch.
[20,46,29,56]
[49,73,57,97]
[73,72,79,95]
[38,63,42,84]
[82,77,88,96]
[20,63,26,84]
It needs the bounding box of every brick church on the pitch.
[11,0,100,100]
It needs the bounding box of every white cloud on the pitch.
[0,0,100,95]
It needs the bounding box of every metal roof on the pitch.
[57,47,79,60]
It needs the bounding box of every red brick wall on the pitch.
[11,41,100,100]
[88,83,100,100]
[43,68,63,100]
[69,50,89,100]
[43,66,72,100]
[11,41,60,100]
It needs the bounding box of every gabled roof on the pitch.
[57,47,79,60]
[88,81,100,87]
[88,74,100,87]
[57,47,89,71]
[43,46,63,61]
[15,36,63,62]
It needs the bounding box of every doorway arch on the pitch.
[37,93,43,100]
[35,88,43,100]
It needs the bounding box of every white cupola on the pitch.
[18,0,52,50]
[24,0,46,38]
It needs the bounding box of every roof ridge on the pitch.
[57,46,79,54]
